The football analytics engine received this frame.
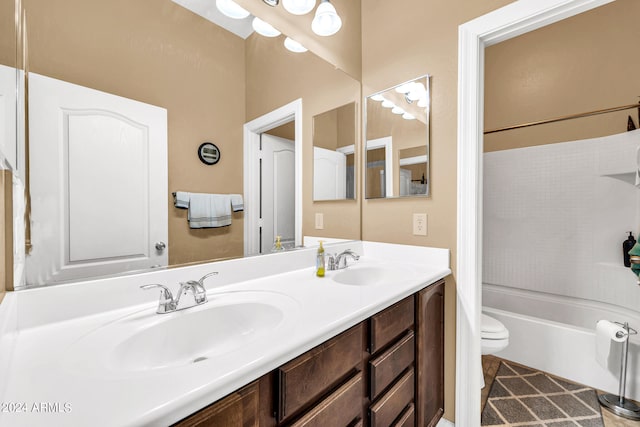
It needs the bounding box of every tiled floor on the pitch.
[482,355,640,426]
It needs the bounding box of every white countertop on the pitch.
[0,241,450,426]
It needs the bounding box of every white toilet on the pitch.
[481,313,509,355]
[480,313,509,388]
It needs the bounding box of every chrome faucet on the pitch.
[331,249,360,270]
[141,272,218,314]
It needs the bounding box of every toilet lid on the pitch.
[481,314,508,340]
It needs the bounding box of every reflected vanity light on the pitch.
[402,113,415,120]
[311,0,342,36]
[284,37,308,52]
[282,0,316,15]
[371,94,385,102]
[391,106,405,115]
[417,98,428,108]
[381,99,395,108]
[215,0,250,19]
[262,0,279,5]
[252,17,281,37]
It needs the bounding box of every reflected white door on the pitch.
[0,64,17,169]
[261,134,295,252]
[27,73,168,284]
[313,146,346,200]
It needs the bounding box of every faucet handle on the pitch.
[140,283,174,302]
[197,271,219,286]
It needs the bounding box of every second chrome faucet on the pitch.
[141,271,218,314]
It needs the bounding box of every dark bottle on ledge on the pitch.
[623,231,636,267]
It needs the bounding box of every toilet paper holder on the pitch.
[598,321,640,420]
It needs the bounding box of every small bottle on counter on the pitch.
[316,241,325,277]
[623,231,636,267]
[271,235,284,252]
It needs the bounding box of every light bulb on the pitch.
[392,106,405,115]
[311,0,342,36]
[381,100,394,109]
[402,113,415,120]
[282,0,316,15]
[395,83,412,94]
[215,0,250,19]
[371,94,385,102]
[284,37,308,53]
[252,17,281,37]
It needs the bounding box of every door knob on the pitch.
[155,241,167,251]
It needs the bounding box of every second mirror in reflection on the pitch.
[313,102,356,201]
[365,75,430,199]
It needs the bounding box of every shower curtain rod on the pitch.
[484,102,640,135]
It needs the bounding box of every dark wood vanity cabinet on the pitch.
[174,279,445,427]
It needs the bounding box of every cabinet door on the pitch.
[416,280,445,427]
[173,381,259,427]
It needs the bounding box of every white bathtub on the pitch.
[483,283,640,401]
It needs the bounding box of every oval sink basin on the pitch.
[112,299,286,371]
[63,290,299,374]
[331,265,416,286]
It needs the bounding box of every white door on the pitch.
[261,134,295,252]
[27,73,168,284]
[313,146,346,200]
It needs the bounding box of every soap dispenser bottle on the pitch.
[316,241,325,277]
[271,235,284,252]
[623,231,636,267]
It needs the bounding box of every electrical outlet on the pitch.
[413,213,427,236]
[315,213,324,230]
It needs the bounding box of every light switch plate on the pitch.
[413,213,427,236]
[315,213,324,230]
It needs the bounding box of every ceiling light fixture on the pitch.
[311,0,342,36]
[262,0,279,5]
[282,0,316,15]
[252,17,281,37]
[215,0,250,19]
[284,37,308,53]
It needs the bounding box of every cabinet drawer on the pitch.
[173,381,258,427]
[278,323,363,421]
[370,296,414,353]
[289,372,363,427]
[392,403,415,427]
[370,331,415,400]
[370,368,415,427]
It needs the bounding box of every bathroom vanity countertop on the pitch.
[0,241,450,427]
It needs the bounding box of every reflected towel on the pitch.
[188,194,232,228]
[174,191,190,209]
[230,194,244,212]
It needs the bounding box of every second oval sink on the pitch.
[331,264,417,286]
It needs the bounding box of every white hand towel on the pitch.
[230,194,244,212]
[188,194,232,228]
[174,191,190,209]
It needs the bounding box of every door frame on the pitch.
[456,0,614,424]
[243,99,302,256]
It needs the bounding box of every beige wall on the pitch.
[0,0,15,68]
[484,0,640,152]
[361,0,515,419]
[246,33,361,241]
[0,170,13,301]
[23,0,246,266]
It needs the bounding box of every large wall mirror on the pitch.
[313,102,356,201]
[3,0,361,288]
[365,75,430,199]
